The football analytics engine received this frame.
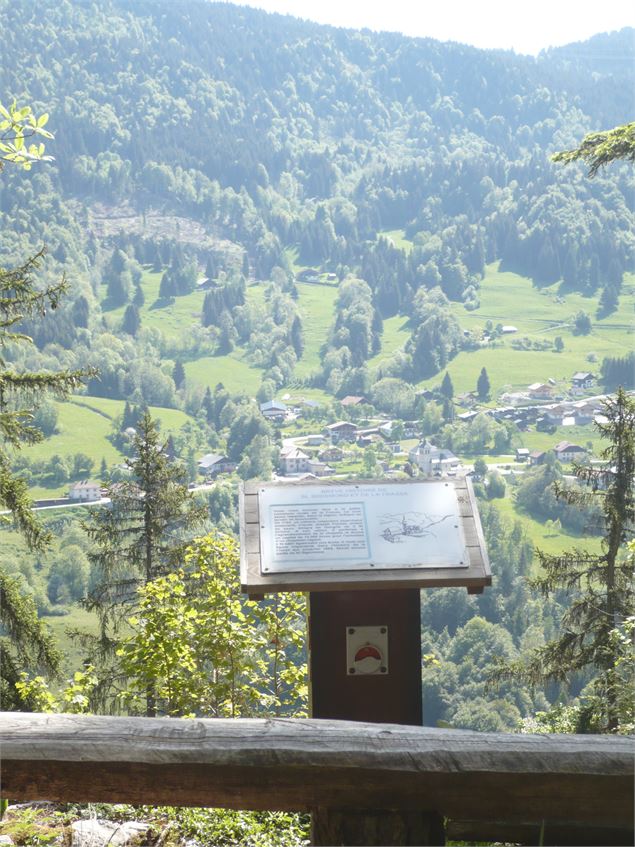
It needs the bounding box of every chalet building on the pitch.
[340,395,368,407]
[554,441,587,463]
[306,434,325,446]
[278,446,311,475]
[324,421,358,444]
[318,446,344,463]
[296,268,320,283]
[403,421,420,437]
[259,400,288,422]
[515,448,530,463]
[529,451,546,466]
[527,383,554,401]
[198,454,237,478]
[571,372,595,394]
[408,440,460,476]
[195,276,214,291]
[68,480,102,501]
[307,459,334,477]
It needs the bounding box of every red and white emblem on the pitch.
[346,626,389,675]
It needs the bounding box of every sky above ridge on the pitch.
[237,0,634,55]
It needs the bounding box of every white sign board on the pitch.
[259,482,467,573]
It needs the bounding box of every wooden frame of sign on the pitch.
[239,477,491,597]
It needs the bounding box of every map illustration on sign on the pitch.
[258,482,467,574]
[379,512,453,544]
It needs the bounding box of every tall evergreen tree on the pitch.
[122,303,140,336]
[172,360,186,389]
[83,412,207,714]
[497,390,635,731]
[476,367,490,401]
[0,114,89,706]
[440,371,454,400]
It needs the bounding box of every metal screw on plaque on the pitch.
[348,628,355,635]
[380,627,386,634]
[380,666,387,674]
[349,668,355,674]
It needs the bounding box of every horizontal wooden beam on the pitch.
[1,713,633,832]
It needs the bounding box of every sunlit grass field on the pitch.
[185,353,263,396]
[22,397,192,497]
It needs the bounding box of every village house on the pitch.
[278,446,311,475]
[305,434,325,447]
[527,383,554,401]
[68,480,102,501]
[296,268,320,283]
[318,446,344,463]
[259,399,289,422]
[408,440,460,475]
[529,451,546,466]
[515,448,530,463]
[306,459,334,477]
[571,372,595,394]
[324,420,358,444]
[340,395,368,407]
[198,454,237,478]
[553,441,587,463]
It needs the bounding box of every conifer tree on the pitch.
[83,411,207,714]
[0,115,89,707]
[440,371,454,400]
[476,367,490,400]
[122,303,140,336]
[172,360,186,389]
[497,389,635,731]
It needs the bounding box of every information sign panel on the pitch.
[259,482,467,573]
[240,478,491,595]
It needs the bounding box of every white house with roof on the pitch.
[69,480,102,501]
[527,383,554,401]
[279,445,312,475]
[553,441,587,462]
[323,421,358,444]
[408,441,460,475]
[198,454,237,477]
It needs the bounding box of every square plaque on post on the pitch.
[240,478,491,596]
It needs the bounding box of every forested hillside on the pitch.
[1,0,634,743]
[1,2,633,374]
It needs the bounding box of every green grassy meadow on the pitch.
[424,263,634,397]
[294,283,338,380]
[494,488,604,560]
[102,269,207,337]
[368,314,411,368]
[23,397,192,498]
[185,353,263,395]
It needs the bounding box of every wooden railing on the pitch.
[1,712,633,846]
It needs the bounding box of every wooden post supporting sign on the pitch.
[240,478,491,846]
